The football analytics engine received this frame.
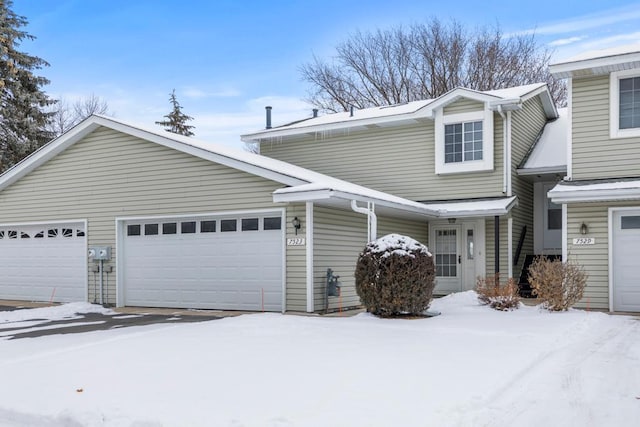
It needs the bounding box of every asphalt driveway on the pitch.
[0,304,222,340]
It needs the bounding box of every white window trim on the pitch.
[610,69,640,139]
[434,109,494,174]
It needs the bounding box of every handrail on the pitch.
[514,225,527,266]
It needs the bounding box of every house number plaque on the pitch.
[573,237,595,245]
[287,238,306,246]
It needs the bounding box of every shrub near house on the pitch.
[355,234,435,317]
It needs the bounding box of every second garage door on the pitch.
[122,212,284,311]
[612,210,640,312]
[0,222,86,303]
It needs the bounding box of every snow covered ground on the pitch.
[0,292,638,426]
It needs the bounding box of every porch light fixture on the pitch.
[448,218,457,224]
[292,217,301,235]
[580,222,588,235]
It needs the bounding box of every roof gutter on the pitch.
[549,187,640,203]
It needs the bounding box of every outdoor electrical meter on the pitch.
[88,246,111,261]
[326,268,341,297]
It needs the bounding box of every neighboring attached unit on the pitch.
[549,43,640,312]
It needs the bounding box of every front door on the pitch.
[433,225,461,293]
[432,220,483,294]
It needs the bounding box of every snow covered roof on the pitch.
[517,108,568,176]
[548,178,640,203]
[275,182,518,218]
[0,115,444,219]
[418,196,518,218]
[242,83,556,143]
[550,43,640,79]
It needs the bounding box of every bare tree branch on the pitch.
[301,19,566,111]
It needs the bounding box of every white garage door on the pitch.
[123,213,284,311]
[612,210,640,312]
[0,222,86,303]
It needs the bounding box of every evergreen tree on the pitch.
[155,90,195,136]
[0,0,55,172]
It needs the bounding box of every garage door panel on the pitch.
[613,211,640,312]
[123,213,283,311]
[0,222,85,303]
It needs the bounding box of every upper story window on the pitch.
[619,77,640,129]
[435,109,494,174]
[610,70,640,139]
[444,121,483,163]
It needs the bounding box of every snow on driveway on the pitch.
[0,292,638,426]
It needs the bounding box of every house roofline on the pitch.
[241,84,556,143]
[550,50,640,79]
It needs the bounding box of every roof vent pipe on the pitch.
[350,105,354,117]
[312,108,318,118]
[265,106,272,129]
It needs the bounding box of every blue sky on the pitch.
[12,0,640,148]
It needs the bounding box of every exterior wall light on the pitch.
[580,222,588,235]
[448,218,457,224]
[292,217,301,235]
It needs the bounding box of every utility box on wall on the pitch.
[88,246,111,261]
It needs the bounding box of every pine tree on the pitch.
[155,90,195,136]
[0,0,55,172]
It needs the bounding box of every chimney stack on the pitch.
[312,108,318,118]
[265,106,272,129]
[350,105,354,117]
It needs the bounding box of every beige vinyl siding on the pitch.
[261,113,505,201]
[312,206,367,312]
[511,97,548,276]
[378,216,429,246]
[572,76,640,180]
[566,201,640,310]
[284,203,307,311]
[566,203,611,310]
[0,126,303,307]
[311,206,429,312]
[443,99,484,114]
[485,217,509,279]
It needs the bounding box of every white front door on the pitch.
[612,210,640,312]
[432,220,484,294]
[433,225,461,293]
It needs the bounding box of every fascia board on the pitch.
[549,52,640,78]
[516,166,566,176]
[242,108,435,142]
[520,85,558,118]
[272,189,335,203]
[273,188,440,217]
[549,188,640,203]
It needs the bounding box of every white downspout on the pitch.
[497,106,513,277]
[497,105,509,195]
[351,200,377,242]
[305,202,314,313]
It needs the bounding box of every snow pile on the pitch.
[0,292,638,426]
[367,233,431,258]
[0,302,113,324]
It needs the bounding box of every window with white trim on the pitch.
[610,70,640,138]
[444,121,483,163]
[435,108,494,174]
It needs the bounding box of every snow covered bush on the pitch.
[527,256,588,311]
[355,234,435,317]
[475,274,520,311]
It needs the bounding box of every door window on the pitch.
[435,229,458,277]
